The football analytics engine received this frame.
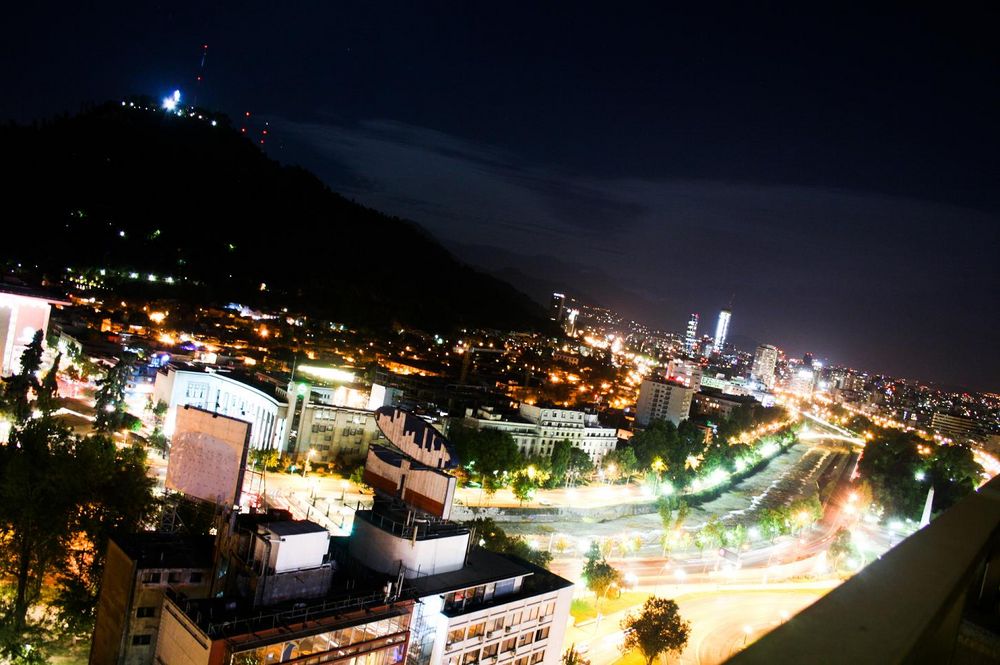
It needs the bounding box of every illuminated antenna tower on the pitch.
[193,43,208,106]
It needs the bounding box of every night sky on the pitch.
[2,4,997,390]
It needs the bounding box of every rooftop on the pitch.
[166,584,410,641]
[112,532,215,570]
[263,520,330,537]
[408,548,572,602]
[696,387,758,403]
[164,362,284,402]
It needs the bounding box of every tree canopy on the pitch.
[467,517,551,569]
[582,542,622,609]
[857,427,982,518]
[0,343,157,660]
[450,423,524,494]
[621,596,691,665]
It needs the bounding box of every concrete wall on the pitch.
[165,407,250,506]
[271,530,329,573]
[90,541,134,665]
[349,517,469,578]
[256,565,334,606]
[452,500,661,523]
[153,600,212,665]
[364,448,457,519]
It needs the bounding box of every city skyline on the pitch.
[3,6,1000,662]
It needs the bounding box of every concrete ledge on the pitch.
[728,476,1000,664]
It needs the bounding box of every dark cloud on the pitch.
[277,117,999,389]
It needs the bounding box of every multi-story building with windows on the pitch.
[931,412,980,442]
[692,389,758,420]
[153,363,286,451]
[410,552,572,665]
[90,533,214,665]
[751,344,778,390]
[462,404,618,464]
[713,309,731,354]
[635,378,693,427]
[684,313,699,355]
[153,363,392,464]
[280,380,389,464]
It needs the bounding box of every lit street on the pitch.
[566,585,829,665]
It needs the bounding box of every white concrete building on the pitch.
[635,378,693,427]
[154,364,389,463]
[153,364,285,451]
[409,553,573,665]
[463,404,618,464]
[667,358,703,391]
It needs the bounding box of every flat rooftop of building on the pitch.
[165,569,405,640]
[112,532,215,570]
[409,549,573,617]
[163,361,284,401]
[697,388,758,403]
[409,548,540,597]
[264,520,329,536]
[469,407,532,424]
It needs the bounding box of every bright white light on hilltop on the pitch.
[162,90,181,111]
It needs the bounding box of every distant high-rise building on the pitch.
[751,344,779,390]
[564,308,579,336]
[550,292,566,322]
[803,352,815,368]
[790,367,816,396]
[713,309,731,354]
[684,314,699,354]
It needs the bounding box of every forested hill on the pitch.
[2,99,549,332]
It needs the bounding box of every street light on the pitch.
[339,479,349,502]
[302,449,315,478]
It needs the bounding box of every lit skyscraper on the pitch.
[752,344,778,389]
[713,309,731,354]
[550,292,566,322]
[684,313,699,354]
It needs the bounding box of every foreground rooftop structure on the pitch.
[730,474,1000,663]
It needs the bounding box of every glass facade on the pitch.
[230,614,410,665]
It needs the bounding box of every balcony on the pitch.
[729,475,1000,663]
